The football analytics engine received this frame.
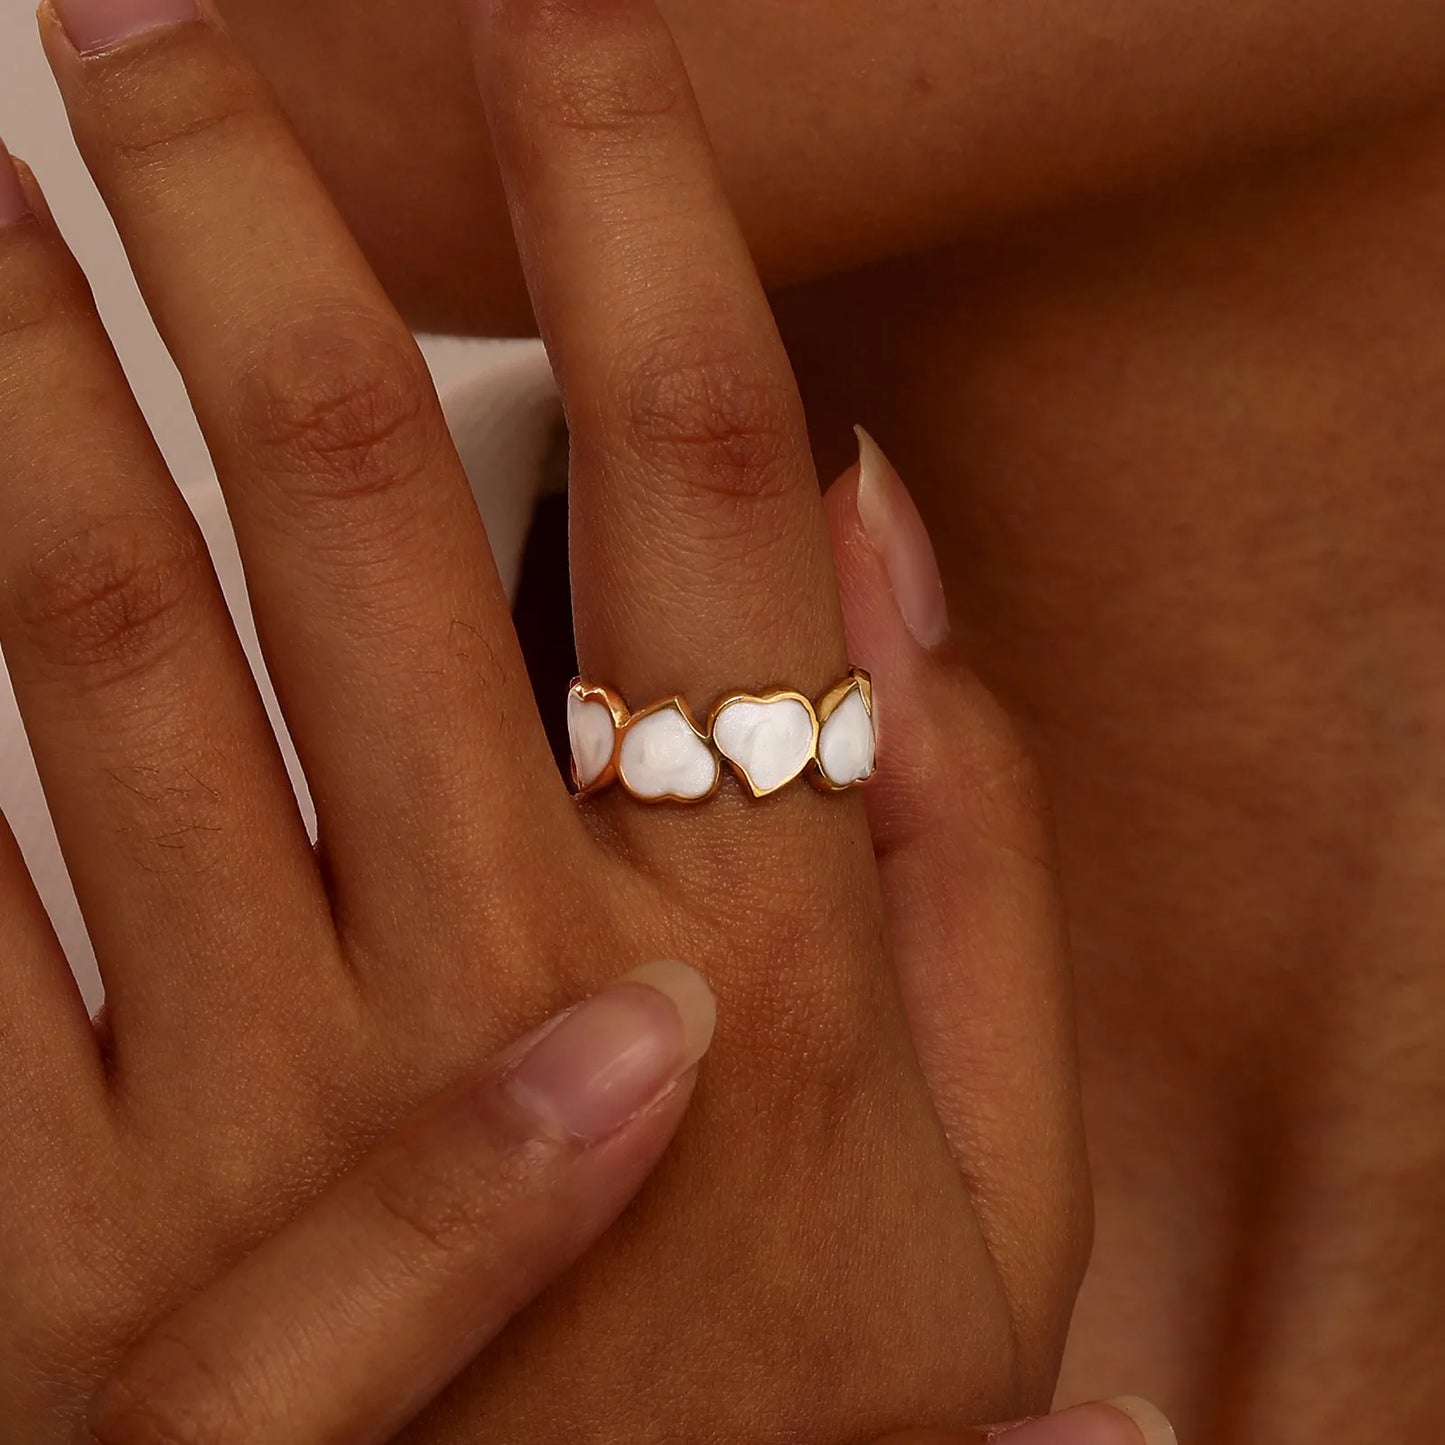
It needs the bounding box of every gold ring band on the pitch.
[567,669,876,804]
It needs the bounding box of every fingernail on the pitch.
[1101,1399,1177,1445]
[0,145,31,226]
[50,0,201,54]
[854,425,951,651]
[998,1399,1176,1445]
[505,961,716,1142]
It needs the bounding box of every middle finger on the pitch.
[475,0,849,716]
[41,0,569,955]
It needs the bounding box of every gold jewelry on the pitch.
[812,670,877,793]
[567,669,876,804]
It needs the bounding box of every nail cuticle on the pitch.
[48,0,203,56]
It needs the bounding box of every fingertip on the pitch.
[469,0,640,52]
[992,1400,1177,1445]
[1101,1398,1177,1445]
[853,425,952,652]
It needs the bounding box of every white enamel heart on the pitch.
[712,694,817,796]
[817,685,876,788]
[568,693,618,789]
[618,703,719,801]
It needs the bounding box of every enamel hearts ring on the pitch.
[567,669,877,803]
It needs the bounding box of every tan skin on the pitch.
[2,0,1440,1439]
[213,0,1445,1440]
[1,0,1094,1441]
[71,965,1150,1445]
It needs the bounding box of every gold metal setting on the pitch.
[811,668,877,793]
[567,669,875,804]
[566,680,629,798]
[614,694,722,805]
[707,689,821,799]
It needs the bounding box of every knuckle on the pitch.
[110,96,258,170]
[889,676,1055,870]
[779,970,876,1126]
[83,32,265,175]
[958,714,1055,870]
[493,3,683,142]
[85,1336,246,1445]
[0,231,88,350]
[14,515,205,686]
[361,1142,509,1268]
[614,335,802,501]
[792,1006,873,1136]
[544,48,684,140]
[234,313,443,512]
[696,893,876,1132]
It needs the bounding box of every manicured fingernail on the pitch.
[1101,1399,1177,1445]
[50,0,201,54]
[998,1399,1176,1445]
[854,425,951,651]
[0,146,31,226]
[505,961,716,1142]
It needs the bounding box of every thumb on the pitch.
[824,428,1091,1369]
[79,964,716,1445]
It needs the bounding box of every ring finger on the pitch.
[473,0,849,725]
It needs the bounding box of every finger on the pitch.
[825,431,1091,1368]
[0,146,333,1055]
[80,963,715,1445]
[471,0,847,708]
[41,1,566,955]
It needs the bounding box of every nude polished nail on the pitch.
[0,146,31,226]
[504,961,716,1142]
[50,0,201,54]
[999,1399,1177,1445]
[854,425,951,651]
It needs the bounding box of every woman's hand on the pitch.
[79,965,718,1444]
[0,0,1086,1437]
[77,975,1170,1445]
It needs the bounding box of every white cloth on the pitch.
[0,341,560,1009]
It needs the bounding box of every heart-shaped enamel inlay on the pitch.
[618,703,719,801]
[568,693,618,790]
[817,685,876,788]
[712,694,817,796]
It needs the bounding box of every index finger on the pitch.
[79,964,715,1445]
[471,0,847,707]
